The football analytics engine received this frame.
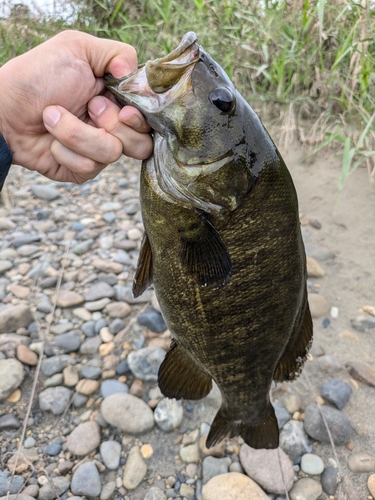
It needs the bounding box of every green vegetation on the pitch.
[1,0,374,188]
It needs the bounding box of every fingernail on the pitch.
[44,107,61,128]
[124,114,142,129]
[89,96,107,117]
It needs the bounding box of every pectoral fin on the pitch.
[158,341,212,400]
[133,233,153,298]
[179,213,232,287]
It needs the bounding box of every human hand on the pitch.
[0,30,153,184]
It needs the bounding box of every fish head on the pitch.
[106,32,277,213]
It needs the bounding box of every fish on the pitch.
[105,32,313,449]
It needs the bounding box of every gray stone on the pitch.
[100,440,122,470]
[67,421,101,455]
[80,365,101,379]
[300,453,325,475]
[73,393,88,408]
[202,456,231,484]
[50,322,74,335]
[346,361,375,387]
[0,496,34,500]
[144,487,167,500]
[321,466,339,496]
[320,378,352,409]
[0,260,12,274]
[71,462,101,497]
[44,373,64,388]
[279,420,312,460]
[239,444,294,494]
[74,238,94,255]
[12,234,42,248]
[100,481,116,500]
[351,314,375,332]
[39,386,72,414]
[0,358,24,400]
[317,355,342,373]
[0,413,21,430]
[79,335,102,354]
[0,471,24,496]
[101,393,154,433]
[45,442,62,456]
[101,379,129,398]
[38,477,70,500]
[30,184,60,200]
[113,250,132,265]
[45,331,82,356]
[85,297,111,311]
[81,321,95,337]
[0,304,33,333]
[24,437,36,448]
[114,284,154,304]
[305,245,334,261]
[154,398,183,431]
[85,281,115,301]
[347,452,375,472]
[289,478,322,500]
[108,318,125,334]
[272,401,290,429]
[41,355,76,376]
[128,346,165,381]
[138,310,167,333]
[40,277,58,289]
[304,403,352,445]
[115,359,129,375]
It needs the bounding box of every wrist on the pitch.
[0,133,13,190]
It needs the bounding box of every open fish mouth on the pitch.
[105,32,200,114]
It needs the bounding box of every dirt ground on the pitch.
[281,141,375,498]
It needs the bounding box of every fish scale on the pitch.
[106,32,312,449]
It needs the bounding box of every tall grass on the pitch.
[1,0,374,187]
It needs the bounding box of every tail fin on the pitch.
[206,404,279,450]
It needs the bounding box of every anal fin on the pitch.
[206,404,279,450]
[273,301,313,382]
[133,233,153,298]
[158,341,212,400]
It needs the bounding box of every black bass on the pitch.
[105,32,313,449]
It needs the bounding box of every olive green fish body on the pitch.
[105,32,312,449]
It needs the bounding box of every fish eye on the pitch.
[209,87,234,113]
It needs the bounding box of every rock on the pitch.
[63,365,79,387]
[17,245,39,256]
[38,477,70,500]
[305,245,334,261]
[0,496,34,500]
[202,472,269,500]
[199,434,225,457]
[79,335,102,355]
[202,456,231,484]
[0,413,21,430]
[320,378,352,409]
[154,398,183,431]
[304,403,352,445]
[0,218,16,230]
[40,277,58,289]
[114,284,154,304]
[0,358,24,401]
[346,362,375,387]
[105,301,132,318]
[80,365,101,379]
[317,355,341,373]
[12,235,42,248]
[44,373,64,388]
[300,453,324,475]
[306,257,325,278]
[67,421,101,455]
[308,293,329,318]
[71,461,101,497]
[24,436,36,448]
[100,440,122,470]
[85,281,115,301]
[138,310,167,333]
[144,486,167,500]
[108,318,125,334]
[101,379,129,398]
[30,184,60,200]
[85,298,111,311]
[45,441,62,456]
[39,386,72,414]
[101,393,154,433]
[141,443,153,459]
[123,445,147,489]
[45,331,82,356]
[180,443,200,463]
[272,401,290,429]
[321,466,339,495]
[41,355,75,376]
[347,453,375,472]
[100,481,116,500]
[74,239,94,255]
[368,474,375,497]
[0,305,33,333]
[50,322,74,335]
[180,484,194,498]
[279,420,312,460]
[351,314,375,332]
[239,444,294,494]
[281,393,301,414]
[81,320,95,337]
[55,290,84,308]
[92,258,123,274]
[0,471,24,495]
[9,284,30,299]
[76,379,100,395]
[0,260,12,274]
[289,478,322,500]
[128,346,165,381]
[22,485,39,497]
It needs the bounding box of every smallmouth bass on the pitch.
[106,32,313,449]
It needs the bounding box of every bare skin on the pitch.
[0,30,153,184]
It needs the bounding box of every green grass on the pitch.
[1,0,374,188]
